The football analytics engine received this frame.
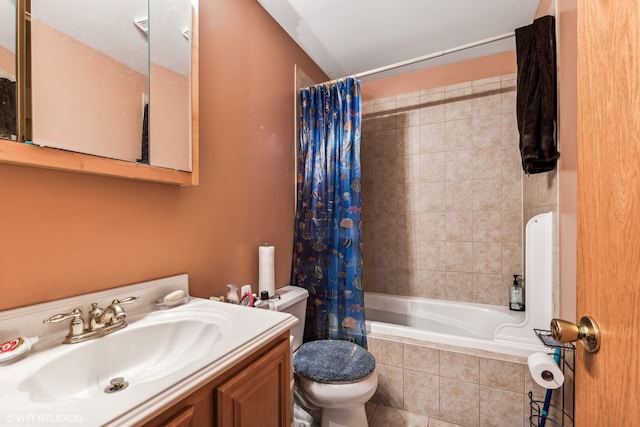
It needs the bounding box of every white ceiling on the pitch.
[257,0,541,81]
[0,0,16,54]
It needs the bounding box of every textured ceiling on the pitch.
[257,0,541,81]
[0,0,16,54]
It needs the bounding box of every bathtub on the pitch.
[364,292,548,358]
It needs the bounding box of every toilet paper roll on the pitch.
[527,352,564,389]
[259,245,275,297]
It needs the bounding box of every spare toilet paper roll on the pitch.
[527,352,564,389]
[259,245,275,297]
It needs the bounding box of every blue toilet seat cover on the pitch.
[293,340,376,383]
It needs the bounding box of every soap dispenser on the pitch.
[509,274,525,311]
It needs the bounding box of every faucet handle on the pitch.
[43,308,85,338]
[43,308,82,324]
[112,296,139,305]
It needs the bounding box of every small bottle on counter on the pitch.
[226,284,239,304]
[254,291,275,310]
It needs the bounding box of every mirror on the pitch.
[31,0,150,163]
[0,0,198,185]
[149,0,192,171]
[0,0,17,141]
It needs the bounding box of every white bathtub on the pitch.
[364,292,548,358]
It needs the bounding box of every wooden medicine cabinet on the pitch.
[0,0,199,185]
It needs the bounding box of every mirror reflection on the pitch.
[27,0,193,171]
[31,0,150,163]
[0,0,17,141]
[149,0,192,171]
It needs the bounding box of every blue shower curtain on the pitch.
[291,77,366,348]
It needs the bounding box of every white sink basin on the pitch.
[19,310,231,402]
[0,287,297,427]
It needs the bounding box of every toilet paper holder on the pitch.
[540,369,555,382]
[529,329,575,426]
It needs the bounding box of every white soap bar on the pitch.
[163,290,186,304]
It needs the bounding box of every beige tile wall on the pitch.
[362,74,563,426]
[368,334,569,427]
[362,74,524,306]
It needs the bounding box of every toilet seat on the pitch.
[293,340,376,383]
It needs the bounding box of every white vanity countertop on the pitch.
[0,275,297,427]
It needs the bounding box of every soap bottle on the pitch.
[509,274,525,311]
[226,284,239,304]
[254,291,274,310]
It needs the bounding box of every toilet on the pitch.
[273,285,378,427]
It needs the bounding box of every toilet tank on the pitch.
[272,285,309,352]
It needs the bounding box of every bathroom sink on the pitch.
[19,310,231,402]
[0,278,297,427]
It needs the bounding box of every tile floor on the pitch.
[367,402,464,427]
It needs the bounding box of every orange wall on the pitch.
[362,51,517,99]
[0,0,326,310]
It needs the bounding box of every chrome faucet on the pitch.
[88,297,135,330]
[43,297,139,344]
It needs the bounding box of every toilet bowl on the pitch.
[273,286,378,427]
[298,371,378,427]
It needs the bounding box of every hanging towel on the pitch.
[138,103,149,164]
[0,77,17,139]
[515,15,558,174]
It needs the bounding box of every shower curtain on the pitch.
[291,77,366,348]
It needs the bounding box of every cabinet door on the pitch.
[160,405,195,427]
[217,338,291,427]
[142,383,214,427]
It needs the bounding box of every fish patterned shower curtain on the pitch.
[291,77,366,348]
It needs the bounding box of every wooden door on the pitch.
[576,1,640,425]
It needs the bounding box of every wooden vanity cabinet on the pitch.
[216,335,290,427]
[142,332,291,427]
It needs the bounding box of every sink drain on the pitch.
[105,377,129,393]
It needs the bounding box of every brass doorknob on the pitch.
[550,316,601,353]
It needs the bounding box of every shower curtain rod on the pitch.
[313,31,515,87]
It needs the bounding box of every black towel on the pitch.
[515,15,559,174]
[138,103,149,164]
[0,77,17,139]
